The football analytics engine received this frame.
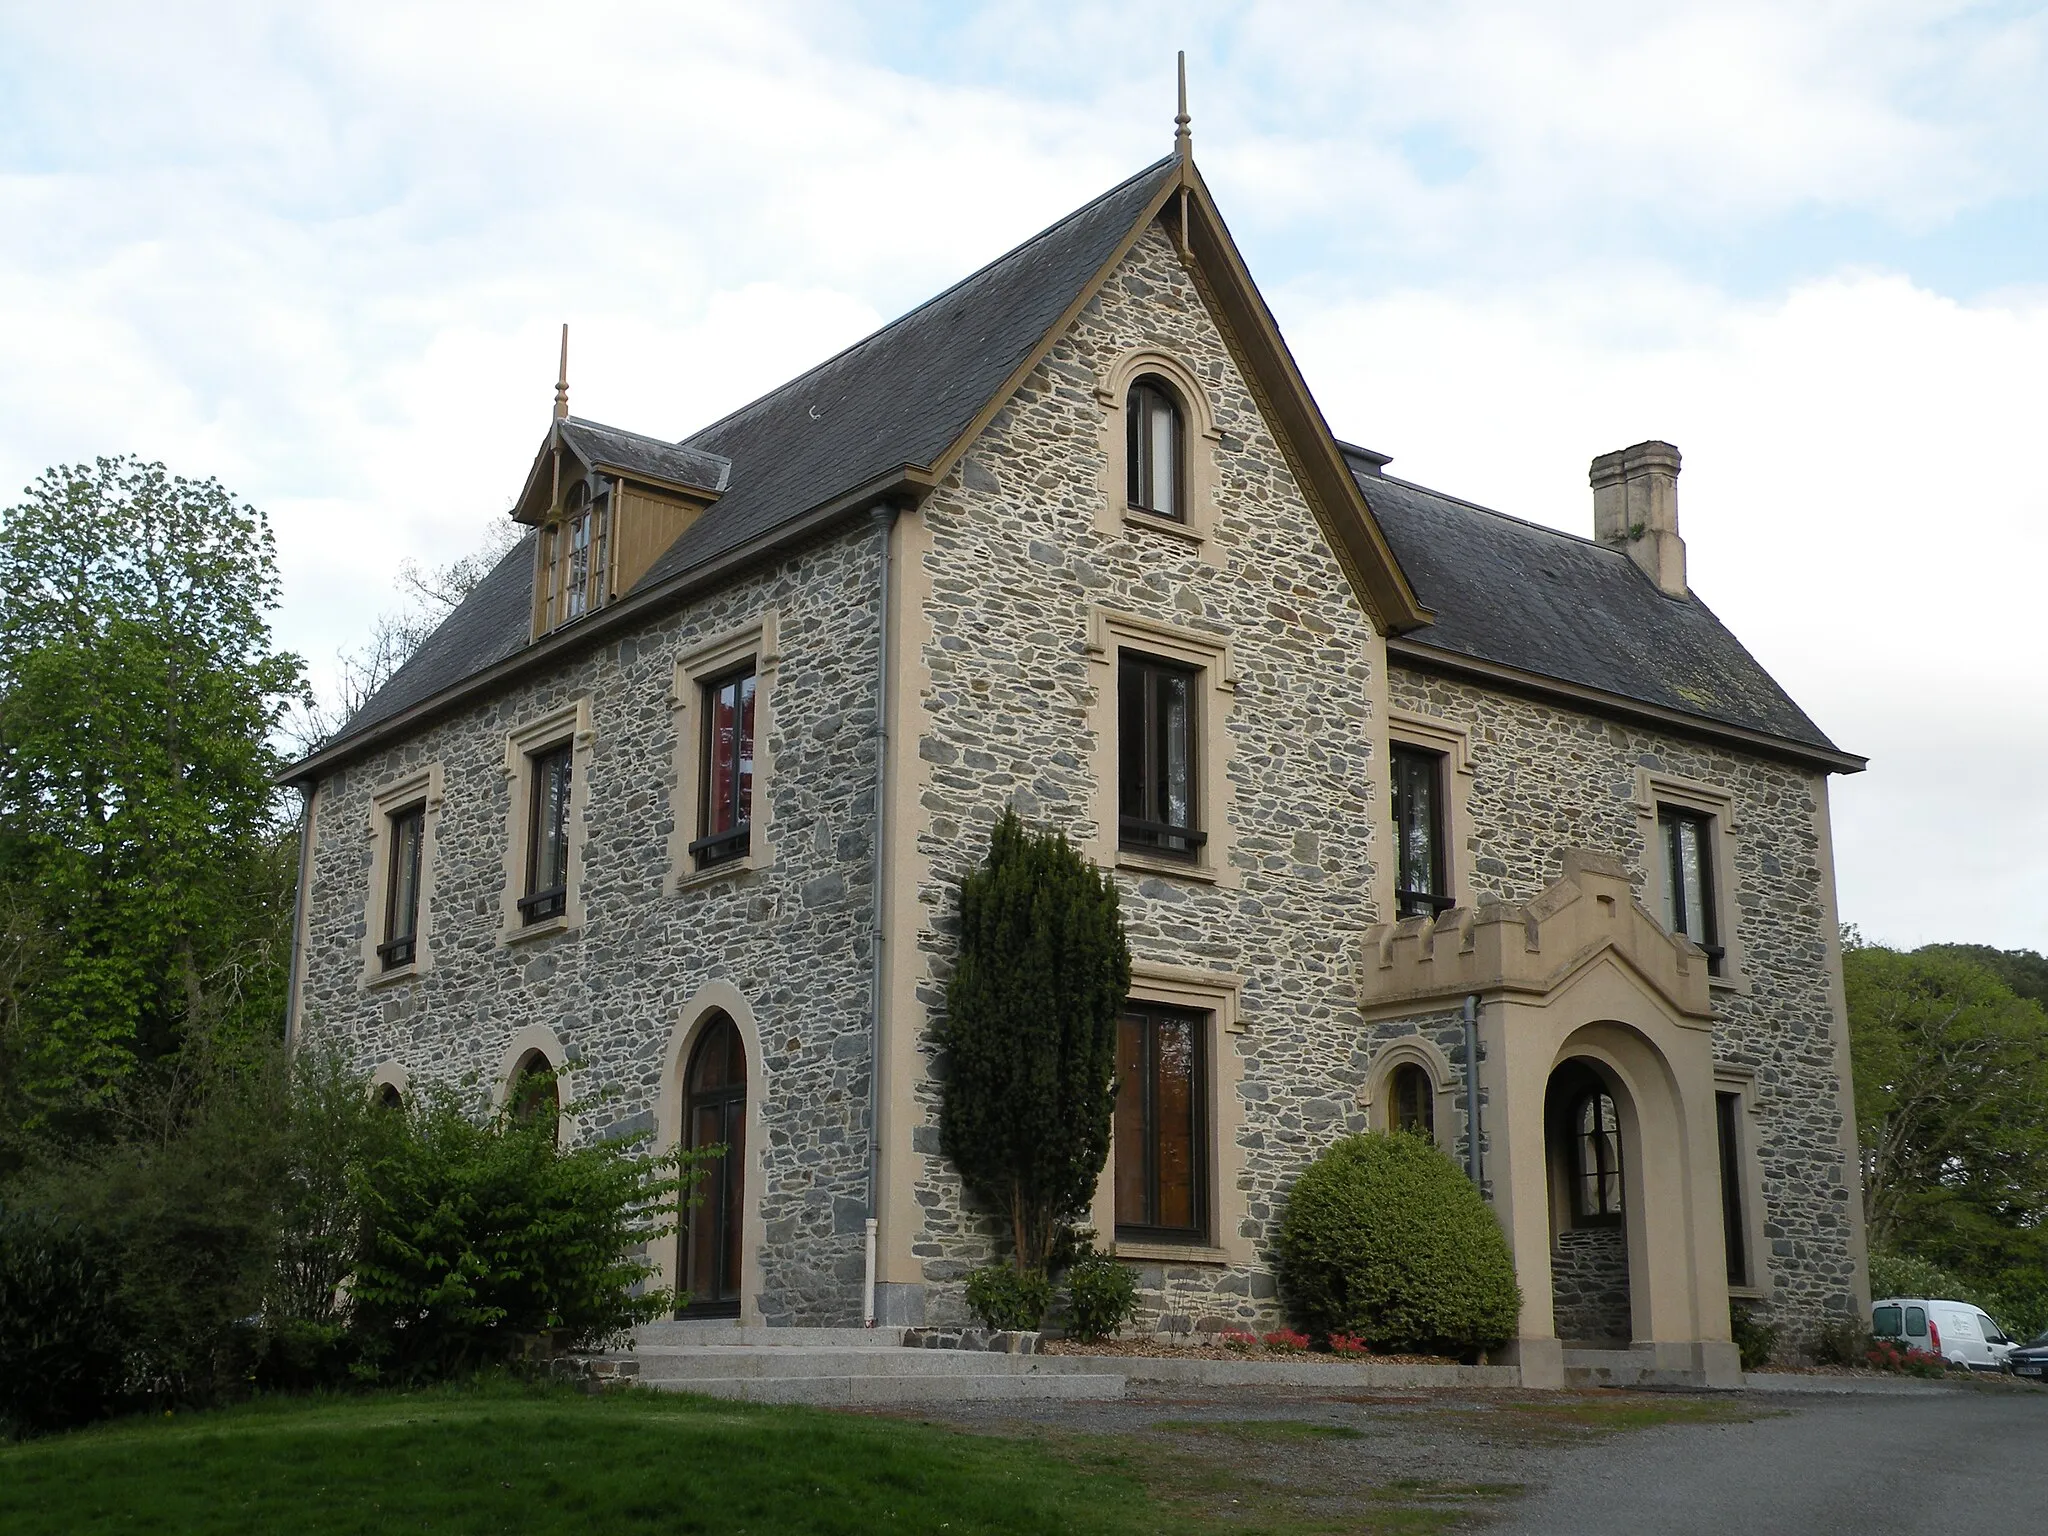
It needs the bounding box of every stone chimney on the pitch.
[1590,441,1686,597]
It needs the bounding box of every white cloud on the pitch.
[1,0,2044,949]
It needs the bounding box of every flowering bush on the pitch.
[1263,1329,1311,1353]
[1217,1330,1261,1352]
[1326,1332,1371,1357]
[1865,1339,1950,1378]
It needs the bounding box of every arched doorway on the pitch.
[1545,1059,1633,1346]
[681,1011,747,1317]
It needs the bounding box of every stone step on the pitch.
[631,1321,908,1349]
[641,1371,1125,1405]
[1562,1347,1694,1389]
[631,1346,1059,1381]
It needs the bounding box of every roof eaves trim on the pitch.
[282,466,923,785]
[1386,636,1868,775]
[1180,167,1431,635]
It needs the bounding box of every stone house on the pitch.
[283,136,1870,1387]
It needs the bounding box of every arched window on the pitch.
[1574,1089,1624,1221]
[375,1082,404,1111]
[509,1050,560,1137]
[681,1013,747,1316]
[1390,1063,1434,1138]
[1126,377,1186,521]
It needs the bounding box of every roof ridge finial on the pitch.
[554,323,570,421]
[1174,50,1191,160]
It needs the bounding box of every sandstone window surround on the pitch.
[1633,768,1747,993]
[1714,1066,1771,1300]
[498,697,595,945]
[1385,710,1474,917]
[1359,1034,1460,1158]
[1093,349,1224,559]
[368,1060,410,1107]
[1088,960,1251,1268]
[491,1023,577,1139]
[1084,606,1238,885]
[667,611,781,891]
[358,762,445,988]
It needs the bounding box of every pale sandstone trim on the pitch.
[1083,605,1240,887]
[1093,347,1224,560]
[1359,1033,1461,1158]
[497,697,595,944]
[665,610,782,892]
[358,761,445,988]
[1088,960,1253,1269]
[1810,773,1873,1316]
[653,980,770,1327]
[1633,766,1750,993]
[489,1022,579,1139]
[368,1060,410,1103]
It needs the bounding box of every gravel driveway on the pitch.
[882,1378,2048,1533]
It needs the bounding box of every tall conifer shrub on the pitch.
[939,809,1130,1275]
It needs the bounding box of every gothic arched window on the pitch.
[1574,1088,1624,1222]
[1126,376,1186,521]
[509,1050,560,1139]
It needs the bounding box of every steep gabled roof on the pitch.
[558,419,730,495]
[1347,448,1862,769]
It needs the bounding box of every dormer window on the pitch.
[1126,377,1185,521]
[541,480,609,631]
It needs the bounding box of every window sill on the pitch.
[1706,972,1752,997]
[673,852,768,894]
[1726,1282,1770,1302]
[1116,849,1219,884]
[1111,1239,1233,1266]
[362,960,424,991]
[1121,507,1205,547]
[502,914,576,947]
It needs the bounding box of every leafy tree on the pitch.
[1846,944,2048,1308]
[0,457,304,1134]
[939,809,1129,1276]
[1918,944,2048,1012]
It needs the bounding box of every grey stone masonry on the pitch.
[900,221,1387,1329]
[1552,1225,1632,1344]
[296,522,887,1327]
[1388,664,1861,1342]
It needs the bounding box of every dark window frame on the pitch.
[519,740,573,924]
[1117,651,1206,860]
[1716,1090,1750,1287]
[1125,375,1188,522]
[1658,804,1724,974]
[1390,743,1452,919]
[377,800,426,970]
[689,662,757,870]
[1115,1003,1211,1245]
[1573,1087,1625,1227]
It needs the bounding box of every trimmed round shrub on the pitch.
[963,1264,1053,1332]
[1274,1133,1521,1357]
[1062,1254,1139,1341]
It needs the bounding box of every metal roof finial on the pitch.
[554,323,570,421]
[1174,51,1192,160]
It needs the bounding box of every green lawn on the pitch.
[0,1383,1164,1536]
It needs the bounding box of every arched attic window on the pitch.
[1574,1088,1624,1223]
[1126,376,1186,521]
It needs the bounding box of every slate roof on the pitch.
[314,155,1180,756]
[1345,448,1850,758]
[557,418,730,493]
[301,153,1853,773]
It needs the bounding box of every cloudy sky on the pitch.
[3,1,2043,950]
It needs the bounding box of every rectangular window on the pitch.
[1118,653,1203,859]
[520,741,573,923]
[1659,805,1723,973]
[690,666,756,869]
[1391,744,1451,918]
[1115,1004,1208,1243]
[1716,1091,1749,1287]
[564,510,592,621]
[378,802,425,970]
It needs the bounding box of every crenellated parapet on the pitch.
[1359,849,1714,1024]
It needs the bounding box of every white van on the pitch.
[1871,1296,2016,1372]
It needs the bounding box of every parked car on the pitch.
[1871,1296,2016,1372]
[2008,1331,2048,1381]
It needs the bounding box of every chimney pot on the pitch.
[1591,440,1686,597]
